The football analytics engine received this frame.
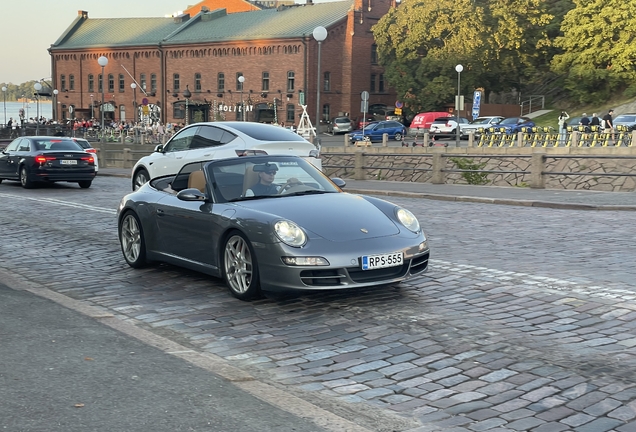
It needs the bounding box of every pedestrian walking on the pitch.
[557,111,569,144]
[579,113,590,130]
[590,113,601,128]
[602,109,614,145]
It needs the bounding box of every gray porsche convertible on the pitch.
[117,155,430,300]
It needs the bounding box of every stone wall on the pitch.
[321,146,636,192]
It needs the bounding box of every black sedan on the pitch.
[117,155,430,300]
[0,136,96,188]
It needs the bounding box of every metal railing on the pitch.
[520,95,545,116]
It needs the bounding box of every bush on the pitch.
[449,157,489,185]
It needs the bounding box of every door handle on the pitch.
[156,208,165,216]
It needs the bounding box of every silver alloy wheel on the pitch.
[133,170,149,191]
[394,132,403,141]
[121,214,141,264]
[224,235,253,294]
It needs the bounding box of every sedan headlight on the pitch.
[396,208,420,233]
[274,220,307,247]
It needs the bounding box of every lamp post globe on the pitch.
[455,64,463,147]
[2,86,6,127]
[130,82,137,123]
[97,56,109,136]
[34,82,43,135]
[312,26,327,143]
[183,85,192,125]
[53,89,59,122]
[238,75,245,121]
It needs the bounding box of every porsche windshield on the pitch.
[206,156,340,202]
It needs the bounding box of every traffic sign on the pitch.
[395,101,403,108]
[361,100,368,113]
[142,97,149,106]
[361,91,369,101]
[471,90,482,120]
[395,108,402,115]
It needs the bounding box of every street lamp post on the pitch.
[34,82,42,135]
[97,55,109,138]
[455,64,463,148]
[130,83,137,124]
[183,85,191,125]
[1,86,6,127]
[53,89,58,122]
[238,75,245,121]
[313,26,327,141]
[90,94,94,119]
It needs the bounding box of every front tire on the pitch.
[223,231,261,301]
[20,166,34,189]
[394,132,403,141]
[132,168,150,191]
[119,211,147,268]
[78,180,92,189]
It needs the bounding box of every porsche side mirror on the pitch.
[154,144,164,153]
[177,188,206,201]
[331,178,346,188]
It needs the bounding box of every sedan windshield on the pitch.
[206,156,340,202]
[471,118,498,125]
[499,118,520,125]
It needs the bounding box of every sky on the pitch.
[0,0,189,84]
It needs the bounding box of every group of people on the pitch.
[557,110,616,143]
[4,116,53,138]
[68,118,186,143]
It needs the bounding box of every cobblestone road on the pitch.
[1,177,636,432]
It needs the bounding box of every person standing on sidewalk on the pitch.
[557,111,570,144]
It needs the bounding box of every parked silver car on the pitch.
[460,116,504,139]
[327,117,353,134]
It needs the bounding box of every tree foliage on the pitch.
[373,0,553,115]
[551,0,636,103]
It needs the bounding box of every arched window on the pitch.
[88,74,94,92]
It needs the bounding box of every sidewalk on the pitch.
[99,168,636,211]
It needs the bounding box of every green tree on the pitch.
[551,0,636,103]
[373,0,552,114]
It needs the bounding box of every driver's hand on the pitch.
[286,177,301,185]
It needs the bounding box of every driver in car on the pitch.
[245,163,301,197]
[245,163,281,196]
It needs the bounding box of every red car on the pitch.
[357,115,376,129]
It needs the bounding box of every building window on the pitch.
[323,72,331,92]
[119,104,126,121]
[322,104,330,122]
[69,74,75,91]
[262,71,269,92]
[379,74,385,93]
[108,74,114,92]
[140,74,147,91]
[119,74,125,92]
[287,71,295,92]
[194,73,202,91]
[88,74,94,92]
[173,101,185,119]
[371,44,378,64]
[370,74,376,93]
[286,104,295,122]
[60,75,66,91]
[151,74,157,93]
[173,74,180,92]
[98,74,103,92]
[217,73,225,92]
[236,73,244,91]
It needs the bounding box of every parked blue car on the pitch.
[498,117,535,134]
[349,120,407,143]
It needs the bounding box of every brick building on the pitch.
[49,0,398,127]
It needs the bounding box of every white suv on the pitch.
[131,122,321,190]
[459,116,504,139]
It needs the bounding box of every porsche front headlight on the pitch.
[274,220,307,247]
[396,208,420,233]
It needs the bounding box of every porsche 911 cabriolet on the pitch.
[117,155,430,300]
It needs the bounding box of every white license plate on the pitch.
[361,252,403,270]
[60,160,77,165]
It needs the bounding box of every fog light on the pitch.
[419,241,428,251]
[282,256,330,266]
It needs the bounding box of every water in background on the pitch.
[1,101,53,126]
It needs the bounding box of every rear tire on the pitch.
[119,211,147,268]
[394,132,403,141]
[78,181,92,189]
[222,231,261,301]
[20,166,34,189]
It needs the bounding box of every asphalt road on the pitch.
[1,176,636,432]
